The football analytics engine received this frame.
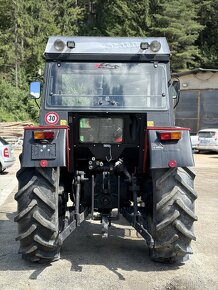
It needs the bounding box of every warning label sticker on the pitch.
[151,142,164,150]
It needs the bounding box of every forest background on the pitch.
[0,0,217,122]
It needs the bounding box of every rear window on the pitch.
[198,132,216,138]
[79,118,123,143]
[0,137,9,145]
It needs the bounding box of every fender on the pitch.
[147,127,194,169]
[21,126,69,168]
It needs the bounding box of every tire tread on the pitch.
[15,167,60,262]
[150,167,197,263]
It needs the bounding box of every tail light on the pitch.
[158,131,182,141]
[3,147,9,157]
[33,131,55,140]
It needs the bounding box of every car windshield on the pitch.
[46,62,168,111]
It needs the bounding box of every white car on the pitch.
[195,129,218,153]
[191,135,199,150]
[0,137,16,173]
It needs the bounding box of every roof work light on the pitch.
[54,39,66,51]
[140,40,161,52]
[140,42,149,50]
[150,40,161,52]
[67,41,75,49]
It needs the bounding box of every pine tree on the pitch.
[0,0,21,86]
[151,0,203,71]
[21,1,59,80]
[196,0,218,67]
[53,0,84,35]
[81,0,150,36]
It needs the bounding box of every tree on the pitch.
[53,0,84,35]
[0,0,21,86]
[80,0,150,36]
[151,0,203,71]
[0,0,217,121]
[196,0,218,67]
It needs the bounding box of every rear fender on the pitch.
[147,127,194,169]
[21,126,69,168]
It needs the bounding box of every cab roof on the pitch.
[45,36,170,56]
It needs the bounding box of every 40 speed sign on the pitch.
[45,112,59,125]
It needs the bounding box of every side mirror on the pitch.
[172,79,180,97]
[30,81,41,99]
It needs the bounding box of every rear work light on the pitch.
[33,131,55,140]
[3,147,9,157]
[158,131,182,141]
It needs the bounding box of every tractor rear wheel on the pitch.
[15,167,61,262]
[149,167,197,263]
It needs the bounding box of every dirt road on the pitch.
[0,152,217,290]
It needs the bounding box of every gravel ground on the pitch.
[0,151,217,290]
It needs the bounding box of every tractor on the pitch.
[14,36,197,263]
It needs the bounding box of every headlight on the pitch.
[150,40,161,52]
[54,39,65,51]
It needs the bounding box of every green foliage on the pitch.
[81,0,151,36]
[54,0,84,34]
[151,0,203,71]
[196,0,218,67]
[0,78,38,122]
[0,0,217,121]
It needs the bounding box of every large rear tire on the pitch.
[149,167,197,263]
[15,167,61,262]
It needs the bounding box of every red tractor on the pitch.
[15,37,197,263]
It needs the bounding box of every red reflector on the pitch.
[40,160,48,167]
[159,132,171,140]
[168,160,177,168]
[3,147,9,157]
[44,131,55,139]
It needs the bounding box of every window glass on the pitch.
[80,118,123,143]
[198,131,215,138]
[46,62,168,111]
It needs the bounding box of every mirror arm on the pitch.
[35,99,40,109]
